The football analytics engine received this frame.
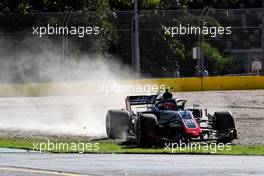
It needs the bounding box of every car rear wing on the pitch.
[125,95,157,111]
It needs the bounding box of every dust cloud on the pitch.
[0,36,136,137]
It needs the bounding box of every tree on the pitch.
[202,42,231,75]
[0,0,110,12]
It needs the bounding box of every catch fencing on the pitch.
[0,9,263,83]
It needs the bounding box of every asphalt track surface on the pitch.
[0,148,264,176]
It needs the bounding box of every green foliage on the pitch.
[96,12,119,51]
[157,0,188,9]
[0,0,252,76]
[202,42,231,74]
[108,0,132,11]
[0,0,110,12]
[164,37,185,61]
[0,0,260,12]
[140,0,160,9]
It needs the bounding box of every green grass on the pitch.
[0,137,264,155]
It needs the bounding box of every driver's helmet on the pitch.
[163,101,177,110]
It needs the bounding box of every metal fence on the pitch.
[0,9,263,83]
[139,9,264,77]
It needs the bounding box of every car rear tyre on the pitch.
[136,113,158,145]
[106,109,130,139]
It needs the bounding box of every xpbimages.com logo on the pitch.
[164,141,232,153]
[32,24,100,37]
[32,140,100,153]
[163,24,232,38]
[97,82,167,94]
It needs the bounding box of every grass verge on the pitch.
[0,137,264,155]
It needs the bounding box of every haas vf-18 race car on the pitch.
[106,90,237,144]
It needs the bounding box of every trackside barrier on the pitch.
[0,82,99,97]
[126,77,201,92]
[0,76,262,97]
[202,76,264,91]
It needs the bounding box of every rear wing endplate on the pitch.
[125,95,157,110]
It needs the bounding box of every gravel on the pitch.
[0,90,263,145]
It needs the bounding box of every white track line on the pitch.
[0,166,92,176]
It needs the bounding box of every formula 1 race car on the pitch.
[106,89,237,144]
